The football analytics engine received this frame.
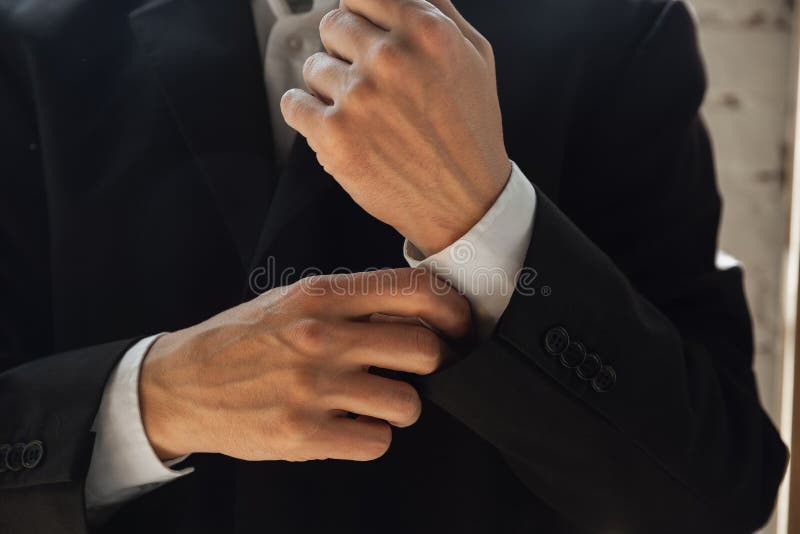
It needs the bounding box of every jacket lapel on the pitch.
[129,0,277,269]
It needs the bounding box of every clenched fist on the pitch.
[140,269,471,463]
[281,0,511,256]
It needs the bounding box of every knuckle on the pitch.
[369,40,404,73]
[291,317,331,355]
[319,8,344,33]
[399,1,428,24]
[344,76,375,104]
[280,90,298,116]
[361,424,392,460]
[390,383,422,427]
[414,328,442,374]
[477,35,494,59]
[302,52,324,79]
[410,11,454,50]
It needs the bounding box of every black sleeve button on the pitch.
[592,365,617,393]
[5,443,25,472]
[560,342,586,369]
[544,327,570,355]
[576,353,602,380]
[22,441,44,469]
[0,445,10,473]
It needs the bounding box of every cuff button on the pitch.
[544,327,570,355]
[0,445,10,473]
[592,365,617,393]
[22,441,44,469]
[6,443,25,472]
[560,341,586,369]
[576,353,602,380]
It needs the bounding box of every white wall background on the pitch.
[689,0,793,531]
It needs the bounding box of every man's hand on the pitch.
[139,269,471,462]
[281,0,511,256]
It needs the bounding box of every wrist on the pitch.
[139,332,193,461]
[410,225,473,258]
[411,159,512,256]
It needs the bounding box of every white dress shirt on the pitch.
[85,0,537,510]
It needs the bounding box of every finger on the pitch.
[300,269,472,340]
[364,269,472,341]
[342,0,487,56]
[303,52,349,104]
[314,415,392,461]
[326,372,422,428]
[339,0,410,31]
[339,322,453,375]
[280,88,327,139]
[319,8,386,63]
[368,313,423,326]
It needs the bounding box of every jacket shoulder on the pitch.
[574,0,700,78]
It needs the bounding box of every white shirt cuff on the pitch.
[404,161,537,338]
[85,334,194,510]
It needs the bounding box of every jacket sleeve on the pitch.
[0,341,139,534]
[0,34,137,534]
[417,2,788,532]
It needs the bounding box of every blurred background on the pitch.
[693,0,789,425]
[690,0,794,531]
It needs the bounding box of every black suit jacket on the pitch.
[0,0,788,532]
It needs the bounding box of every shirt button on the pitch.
[560,341,586,369]
[592,365,617,393]
[5,443,25,472]
[22,440,44,469]
[543,327,570,355]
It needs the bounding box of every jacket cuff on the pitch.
[495,187,693,477]
[0,339,140,491]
